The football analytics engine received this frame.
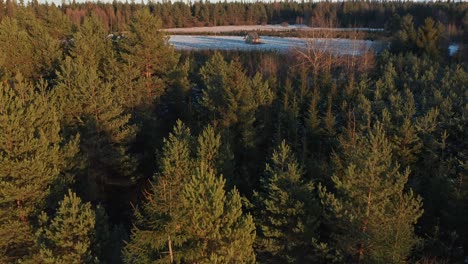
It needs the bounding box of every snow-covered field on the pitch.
[164,24,384,33]
[168,35,385,55]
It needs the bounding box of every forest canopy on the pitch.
[0,1,466,263]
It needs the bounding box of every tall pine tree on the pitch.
[53,57,137,201]
[319,123,423,263]
[124,121,193,263]
[125,121,255,263]
[253,140,320,263]
[180,162,256,263]
[0,75,79,262]
[35,190,99,263]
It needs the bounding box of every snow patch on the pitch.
[448,44,459,56]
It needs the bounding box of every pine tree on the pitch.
[125,122,255,263]
[253,140,320,263]
[161,58,193,123]
[124,120,193,264]
[53,57,137,201]
[200,52,272,145]
[319,123,423,263]
[391,14,417,54]
[119,8,178,108]
[116,8,180,178]
[196,124,234,180]
[0,76,79,262]
[416,17,444,58]
[0,17,34,79]
[22,11,63,81]
[0,13,62,81]
[41,4,72,39]
[70,14,117,81]
[35,190,97,263]
[276,78,301,150]
[199,52,272,190]
[305,86,321,140]
[181,163,256,263]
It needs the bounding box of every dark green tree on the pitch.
[119,8,178,108]
[254,140,320,263]
[319,123,423,263]
[416,17,445,58]
[70,14,117,81]
[391,14,417,54]
[199,52,273,190]
[0,75,79,262]
[0,17,34,79]
[53,57,137,201]
[180,162,256,263]
[35,190,98,263]
[124,120,192,264]
[125,121,255,263]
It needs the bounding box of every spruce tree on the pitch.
[0,76,79,262]
[319,123,423,263]
[253,140,320,263]
[196,124,234,180]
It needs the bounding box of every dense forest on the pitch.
[0,0,467,263]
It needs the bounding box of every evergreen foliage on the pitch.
[0,76,79,262]
[119,9,178,108]
[0,3,466,263]
[391,14,417,54]
[181,163,256,263]
[199,52,273,190]
[124,121,192,263]
[53,57,137,200]
[320,123,423,263]
[416,17,445,58]
[36,190,98,263]
[124,121,255,263]
[254,140,320,263]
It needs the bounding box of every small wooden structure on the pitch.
[244,31,262,44]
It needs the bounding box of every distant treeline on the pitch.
[0,1,466,35]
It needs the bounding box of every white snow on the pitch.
[448,44,459,56]
[168,35,385,55]
[164,24,384,34]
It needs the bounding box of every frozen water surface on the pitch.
[168,35,385,55]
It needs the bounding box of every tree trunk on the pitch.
[168,234,174,264]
